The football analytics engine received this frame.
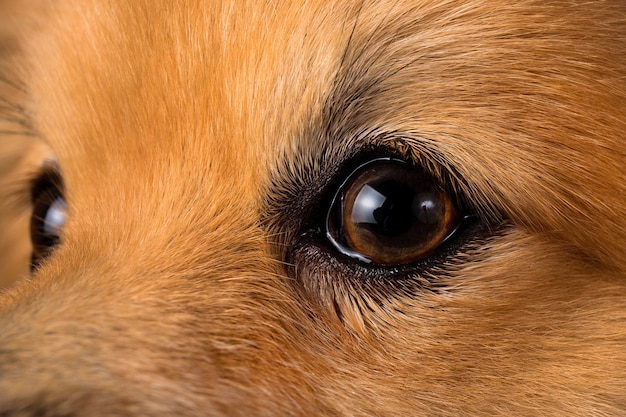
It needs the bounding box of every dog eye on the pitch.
[30,173,66,270]
[325,158,461,265]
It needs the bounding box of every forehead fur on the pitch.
[18,0,350,262]
[26,0,346,166]
[23,1,626,269]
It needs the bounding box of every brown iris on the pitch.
[326,159,460,265]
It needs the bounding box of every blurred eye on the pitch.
[30,172,66,270]
[326,158,461,265]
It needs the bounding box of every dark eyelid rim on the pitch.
[312,154,480,270]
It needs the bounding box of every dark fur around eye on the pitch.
[264,136,503,297]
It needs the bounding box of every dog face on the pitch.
[1,0,625,415]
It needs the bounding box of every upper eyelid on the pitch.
[263,134,479,251]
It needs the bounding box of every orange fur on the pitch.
[1,1,625,415]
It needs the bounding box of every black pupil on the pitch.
[351,179,444,246]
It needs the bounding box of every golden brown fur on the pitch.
[1,0,625,415]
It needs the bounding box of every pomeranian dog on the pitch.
[0,0,625,415]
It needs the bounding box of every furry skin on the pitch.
[1,0,625,415]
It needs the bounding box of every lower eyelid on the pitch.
[290,216,491,291]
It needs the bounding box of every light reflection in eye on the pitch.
[351,184,386,225]
[44,198,68,236]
